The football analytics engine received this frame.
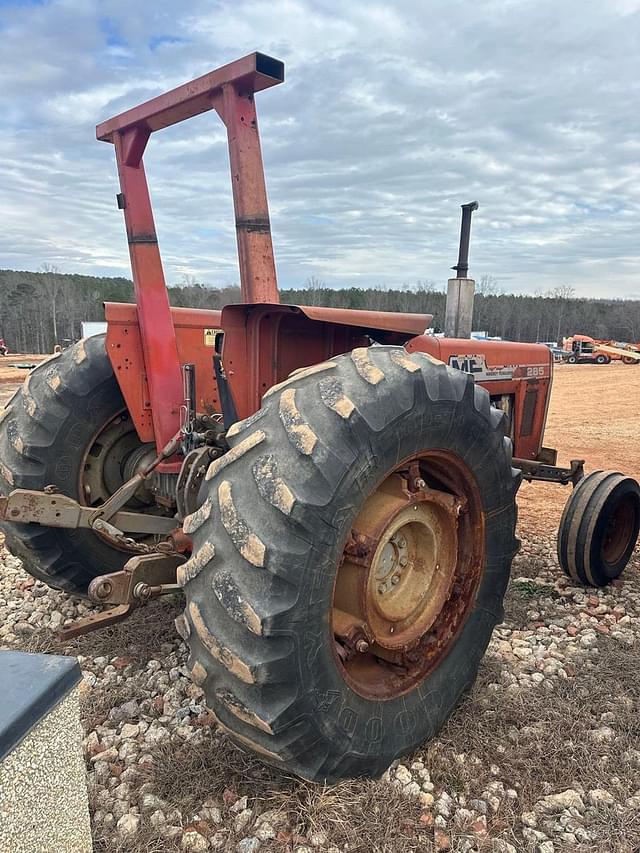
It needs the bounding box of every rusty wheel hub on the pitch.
[332,453,484,699]
[366,498,457,649]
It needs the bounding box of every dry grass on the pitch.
[61,596,183,661]
[503,577,562,630]
[92,825,181,853]
[143,730,430,852]
[8,596,182,661]
[423,635,640,850]
[81,680,143,732]
[144,730,281,812]
[16,624,65,655]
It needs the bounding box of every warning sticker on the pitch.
[204,328,222,348]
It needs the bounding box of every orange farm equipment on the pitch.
[563,334,640,364]
[1,54,639,782]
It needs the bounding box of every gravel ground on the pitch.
[1,531,639,853]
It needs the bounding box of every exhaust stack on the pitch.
[444,201,478,339]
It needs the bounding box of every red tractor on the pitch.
[1,54,638,782]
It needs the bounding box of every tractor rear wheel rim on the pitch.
[332,450,484,700]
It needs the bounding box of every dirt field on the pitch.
[518,361,640,537]
[0,353,50,407]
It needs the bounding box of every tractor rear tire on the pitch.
[558,471,640,587]
[0,335,149,595]
[177,346,520,782]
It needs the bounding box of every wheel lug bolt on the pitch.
[355,639,369,653]
[378,583,385,594]
[399,556,408,568]
[391,575,400,585]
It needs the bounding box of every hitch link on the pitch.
[58,552,185,640]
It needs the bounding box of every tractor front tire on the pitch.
[0,335,148,594]
[177,346,520,782]
[558,471,640,586]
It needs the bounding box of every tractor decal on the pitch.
[448,354,514,381]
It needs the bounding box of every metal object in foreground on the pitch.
[514,458,585,486]
[59,553,184,640]
[0,490,177,535]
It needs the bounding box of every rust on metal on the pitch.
[514,457,584,486]
[87,553,185,606]
[331,451,484,700]
[58,603,134,640]
[0,488,177,535]
[57,553,184,640]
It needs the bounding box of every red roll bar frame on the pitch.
[96,52,284,452]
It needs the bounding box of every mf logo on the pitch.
[448,355,486,374]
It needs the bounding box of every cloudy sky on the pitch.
[1,0,639,297]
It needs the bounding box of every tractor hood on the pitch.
[295,305,432,336]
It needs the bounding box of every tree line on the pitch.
[1,268,639,354]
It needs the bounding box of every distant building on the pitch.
[81,321,108,339]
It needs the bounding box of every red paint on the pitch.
[97,53,286,451]
[217,83,279,303]
[406,336,553,460]
[111,129,184,452]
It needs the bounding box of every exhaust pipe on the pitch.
[445,201,478,339]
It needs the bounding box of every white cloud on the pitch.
[0,0,638,299]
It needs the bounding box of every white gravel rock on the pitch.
[587,788,615,806]
[116,813,140,836]
[589,726,615,743]
[394,764,412,785]
[149,809,166,828]
[120,722,139,739]
[231,795,249,813]
[234,808,253,833]
[537,789,585,813]
[3,531,640,853]
[182,831,210,851]
[255,822,276,841]
[237,839,261,853]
